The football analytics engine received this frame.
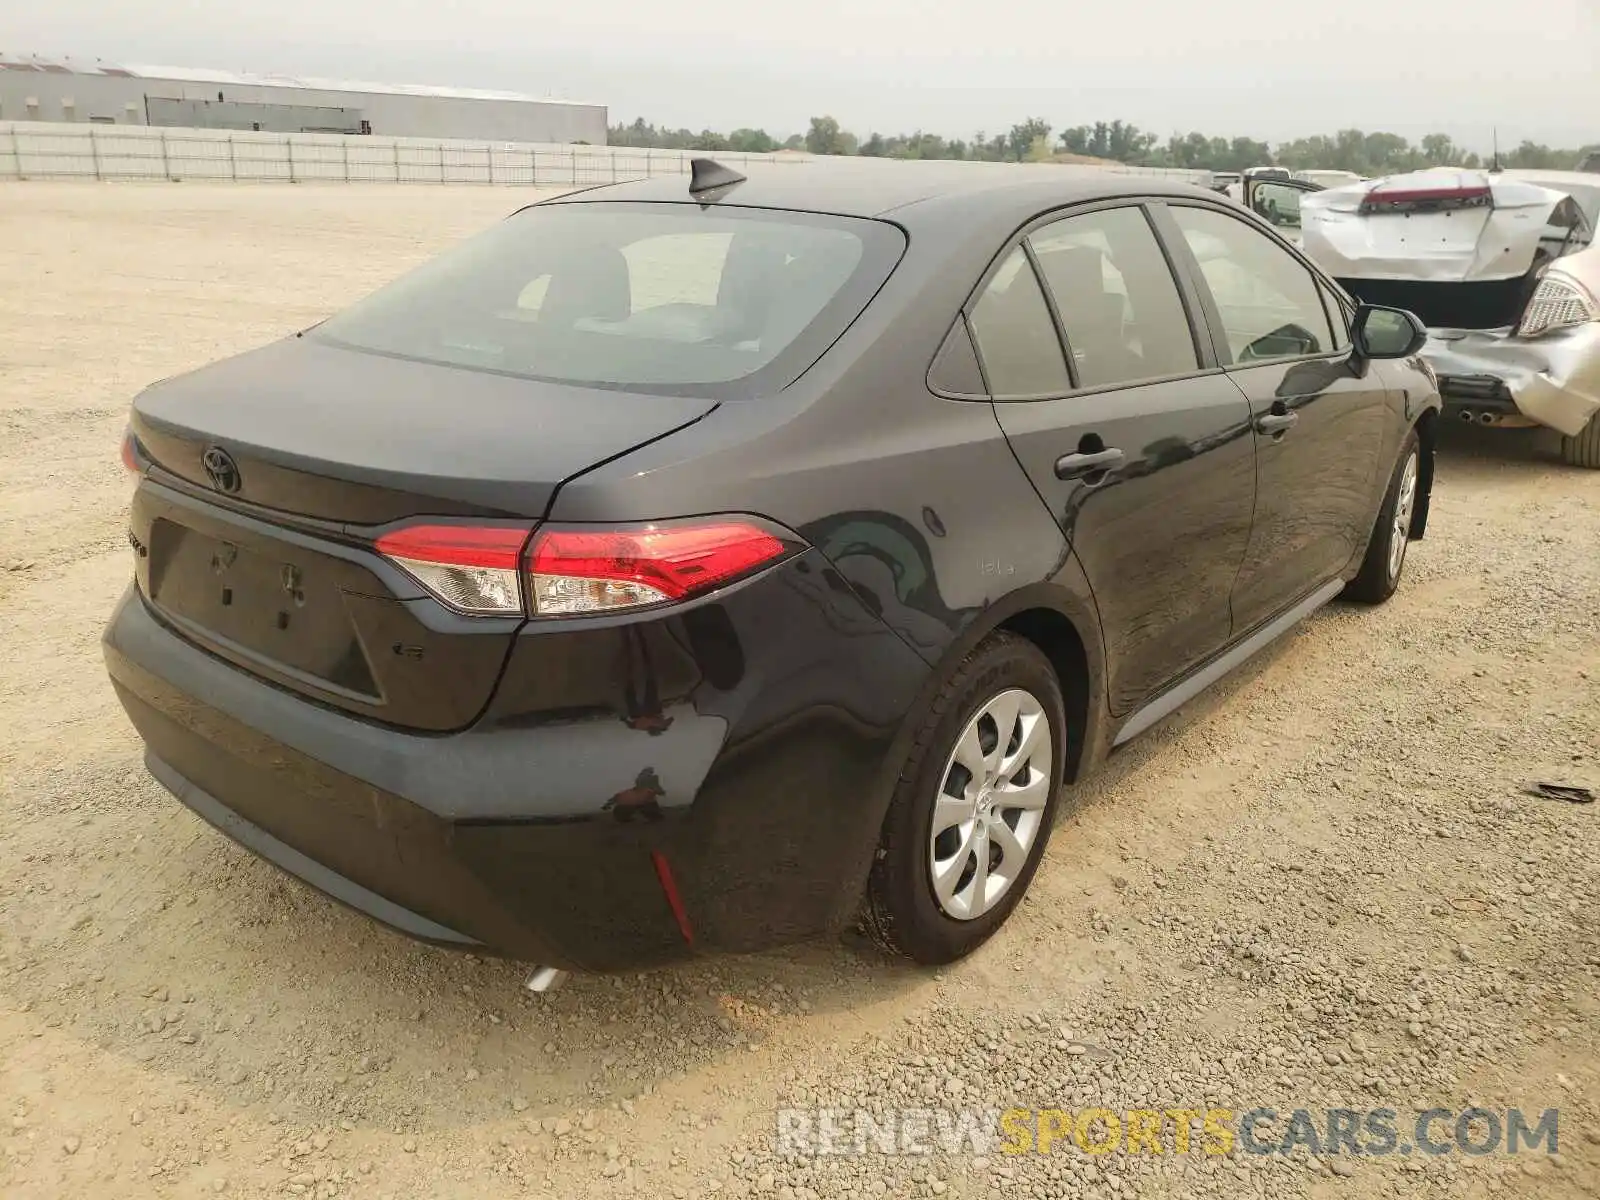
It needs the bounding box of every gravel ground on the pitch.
[1,182,1598,1200]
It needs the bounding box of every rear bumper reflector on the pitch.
[651,849,695,945]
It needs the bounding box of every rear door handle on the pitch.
[1256,412,1298,434]
[1054,447,1125,480]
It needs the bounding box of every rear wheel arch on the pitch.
[1411,407,1438,538]
[899,583,1107,787]
[845,583,1107,925]
[997,607,1093,784]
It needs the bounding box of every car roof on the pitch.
[544,159,1220,226]
[1500,169,1600,188]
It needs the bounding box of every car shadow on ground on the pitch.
[8,737,936,1136]
[1433,418,1571,469]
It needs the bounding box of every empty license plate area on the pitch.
[146,516,381,699]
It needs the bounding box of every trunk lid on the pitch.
[1302,171,1589,330]
[128,337,717,730]
[1305,167,1593,331]
[132,336,718,522]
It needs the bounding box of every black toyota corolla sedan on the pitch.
[106,159,1440,981]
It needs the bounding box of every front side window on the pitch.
[312,202,904,396]
[1169,205,1336,365]
[1029,206,1199,389]
[968,247,1071,398]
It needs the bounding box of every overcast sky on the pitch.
[7,1,1599,149]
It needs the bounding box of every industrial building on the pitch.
[0,54,607,144]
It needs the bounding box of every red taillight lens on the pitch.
[1359,185,1491,214]
[526,517,796,617]
[374,524,532,615]
[121,430,139,473]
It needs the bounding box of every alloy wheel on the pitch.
[1388,450,1419,581]
[928,688,1053,921]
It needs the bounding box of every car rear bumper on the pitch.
[103,551,931,972]
[1427,326,1600,436]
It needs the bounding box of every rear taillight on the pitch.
[120,429,140,473]
[1517,272,1599,339]
[1359,184,1491,214]
[373,516,799,619]
[526,518,797,617]
[374,524,532,616]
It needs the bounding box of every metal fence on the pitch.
[0,121,1213,187]
[0,122,799,186]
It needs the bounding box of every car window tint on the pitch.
[968,247,1070,397]
[1170,205,1336,364]
[1029,207,1198,389]
[311,204,901,394]
[1319,280,1350,351]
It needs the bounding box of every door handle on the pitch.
[1054,447,1125,480]
[1256,412,1298,434]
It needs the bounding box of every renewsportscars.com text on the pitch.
[775,1106,1559,1158]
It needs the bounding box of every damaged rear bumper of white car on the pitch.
[1426,324,1600,437]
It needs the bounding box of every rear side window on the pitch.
[312,202,905,397]
[968,248,1071,398]
[1168,205,1336,364]
[1029,206,1199,389]
[928,316,986,398]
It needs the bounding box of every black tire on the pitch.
[862,632,1066,965]
[1344,429,1420,605]
[1560,413,1600,469]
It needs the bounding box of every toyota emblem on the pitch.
[201,445,241,494]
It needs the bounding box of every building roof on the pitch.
[0,53,599,108]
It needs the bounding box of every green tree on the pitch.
[727,128,777,154]
[1059,121,1156,163]
[805,116,850,156]
[1226,137,1272,171]
[605,113,1591,178]
[1505,140,1581,170]
[1420,133,1458,165]
[1058,125,1092,157]
[1007,118,1051,162]
[971,131,1008,161]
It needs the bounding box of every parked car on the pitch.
[1293,169,1364,190]
[1301,169,1600,467]
[1210,171,1242,197]
[105,160,1439,984]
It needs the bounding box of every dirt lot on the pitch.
[2,182,1598,1200]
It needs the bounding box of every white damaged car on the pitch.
[1301,169,1600,467]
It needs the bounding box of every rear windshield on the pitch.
[312,201,905,396]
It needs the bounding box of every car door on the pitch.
[972,202,1258,716]
[1157,201,1388,636]
[1243,178,1322,242]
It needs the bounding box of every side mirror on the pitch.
[1352,304,1427,359]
